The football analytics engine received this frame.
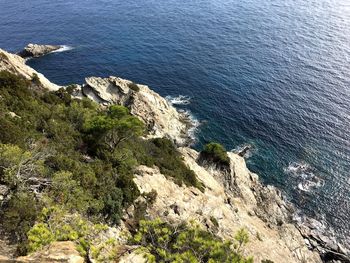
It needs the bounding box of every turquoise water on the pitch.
[0,0,349,246]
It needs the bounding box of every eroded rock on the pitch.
[15,241,84,263]
[18,44,61,58]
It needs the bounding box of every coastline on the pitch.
[0,46,348,262]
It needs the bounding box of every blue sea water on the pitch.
[0,0,349,246]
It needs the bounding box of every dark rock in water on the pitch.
[237,144,252,157]
[18,43,61,58]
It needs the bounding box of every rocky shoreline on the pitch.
[0,45,348,262]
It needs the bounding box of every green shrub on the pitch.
[0,71,30,93]
[49,171,103,214]
[234,227,250,252]
[1,191,41,254]
[210,216,219,228]
[0,144,46,187]
[130,219,253,263]
[27,206,109,255]
[116,174,140,207]
[133,138,203,190]
[53,87,72,105]
[128,82,140,92]
[0,117,27,146]
[27,223,55,252]
[84,105,144,152]
[200,142,230,168]
[31,73,40,84]
[142,190,157,205]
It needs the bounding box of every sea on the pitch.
[0,0,349,247]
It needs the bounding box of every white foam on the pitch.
[285,161,324,192]
[166,95,191,105]
[52,45,74,53]
[284,161,311,173]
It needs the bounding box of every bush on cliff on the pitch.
[199,142,230,168]
[26,206,111,256]
[128,82,140,92]
[84,105,144,153]
[2,191,41,255]
[130,219,253,263]
[133,138,204,190]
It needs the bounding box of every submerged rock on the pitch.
[17,43,61,58]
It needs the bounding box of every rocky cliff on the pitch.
[0,47,347,263]
[130,148,321,263]
[0,48,61,91]
[77,76,194,145]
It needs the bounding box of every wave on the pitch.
[284,162,324,192]
[166,95,191,105]
[52,45,74,53]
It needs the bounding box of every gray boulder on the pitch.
[18,43,61,58]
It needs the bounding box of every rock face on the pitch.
[297,217,350,263]
[0,48,61,91]
[11,242,84,263]
[17,44,61,58]
[78,76,194,145]
[132,148,322,263]
[118,248,145,263]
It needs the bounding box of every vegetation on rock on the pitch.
[128,82,140,92]
[130,218,253,263]
[199,142,230,168]
[0,71,201,255]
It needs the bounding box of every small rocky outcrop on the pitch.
[17,44,61,58]
[0,48,61,91]
[7,241,84,263]
[237,144,252,157]
[77,76,195,145]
